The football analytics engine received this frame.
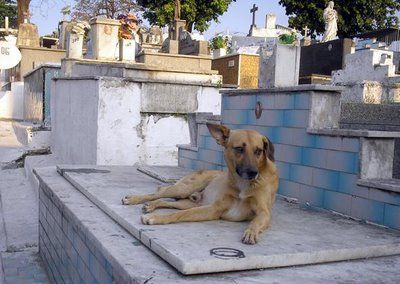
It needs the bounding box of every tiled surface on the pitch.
[178,92,400,230]
[39,185,114,283]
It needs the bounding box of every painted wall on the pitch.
[0,82,24,120]
[52,77,220,166]
[178,90,400,230]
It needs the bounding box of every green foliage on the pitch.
[0,0,17,29]
[278,32,297,44]
[279,0,400,38]
[209,34,228,49]
[138,0,236,32]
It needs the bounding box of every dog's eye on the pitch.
[234,147,244,154]
[254,148,263,156]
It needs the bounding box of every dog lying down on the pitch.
[122,123,279,245]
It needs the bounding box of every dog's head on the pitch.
[207,123,274,181]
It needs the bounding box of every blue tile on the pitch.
[342,137,360,153]
[290,164,313,185]
[302,148,327,168]
[338,173,368,198]
[223,95,257,110]
[326,150,358,173]
[248,110,284,127]
[283,110,309,128]
[384,204,400,230]
[222,110,248,125]
[368,188,400,206]
[323,190,351,215]
[205,136,222,151]
[256,93,275,109]
[274,94,295,109]
[314,136,342,151]
[299,185,325,207]
[275,161,290,180]
[278,179,301,198]
[294,93,310,109]
[198,148,223,165]
[287,128,316,147]
[312,168,339,191]
[275,144,303,164]
[350,196,384,224]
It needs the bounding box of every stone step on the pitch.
[358,179,400,194]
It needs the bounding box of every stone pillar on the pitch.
[259,43,301,88]
[89,17,120,60]
[265,14,276,30]
[66,32,84,59]
[16,23,40,47]
[58,20,70,49]
[119,39,136,62]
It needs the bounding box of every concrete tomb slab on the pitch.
[137,165,195,183]
[56,165,400,275]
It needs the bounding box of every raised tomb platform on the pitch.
[34,165,400,282]
[33,84,400,283]
[51,56,222,166]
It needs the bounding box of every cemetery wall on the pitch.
[178,88,400,230]
[12,47,65,80]
[52,76,220,166]
[23,64,60,125]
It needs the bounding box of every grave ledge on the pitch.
[358,179,400,193]
[53,75,221,87]
[307,128,400,138]
[220,84,344,95]
[62,57,219,75]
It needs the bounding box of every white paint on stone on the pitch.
[0,82,24,120]
[66,33,84,59]
[360,138,394,179]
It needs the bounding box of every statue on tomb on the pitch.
[321,1,338,42]
[174,0,181,20]
[117,13,139,40]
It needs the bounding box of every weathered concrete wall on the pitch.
[52,79,99,164]
[0,82,24,120]
[52,74,220,166]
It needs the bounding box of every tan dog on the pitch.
[122,123,279,244]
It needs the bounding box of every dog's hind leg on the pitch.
[122,170,221,205]
[142,199,199,213]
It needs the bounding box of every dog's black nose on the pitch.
[246,170,258,180]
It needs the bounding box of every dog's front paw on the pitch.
[141,214,155,225]
[241,229,259,245]
[142,202,156,213]
[121,195,140,205]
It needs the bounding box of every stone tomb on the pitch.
[50,164,400,275]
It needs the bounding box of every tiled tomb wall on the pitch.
[178,88,400,230]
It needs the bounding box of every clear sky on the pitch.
[30,0,289,39]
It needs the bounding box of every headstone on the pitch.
[332,48,400,103]
[16,23,40,47]
[258,42,301,88]
[179,30,209,56]
[58,20,70,49]
[265,14,276,30]
[299,39,353,80]
[148,26,163,45]
[89,17,120,60]
[119,38,136,61]
[66,21,89,59]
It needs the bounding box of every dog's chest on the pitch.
[222,197,252,221]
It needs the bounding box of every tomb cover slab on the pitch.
[56,165,400,275]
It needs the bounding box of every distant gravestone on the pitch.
[299,38,353,80]
[0,41,22,69]
[16,23,40,47]
[179,30,209,56]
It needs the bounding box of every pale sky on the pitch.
[30,0,289,39]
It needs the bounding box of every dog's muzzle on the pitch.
[236,167,259,180]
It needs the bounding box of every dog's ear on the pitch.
[263,136,275,162]
[207,123,230,147]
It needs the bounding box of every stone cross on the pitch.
[303,26,309,37]
[250,4,258,27]
[174,0,181,20]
